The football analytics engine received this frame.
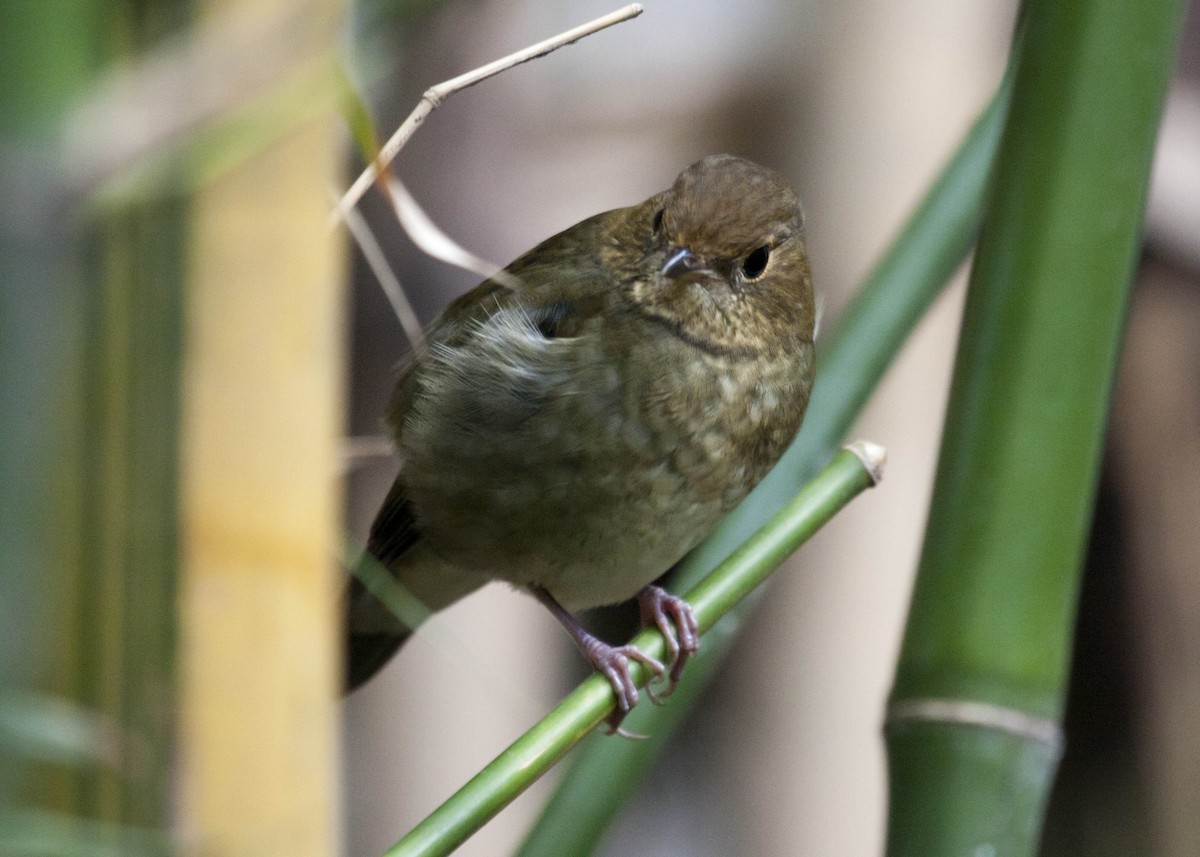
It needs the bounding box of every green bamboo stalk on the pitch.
[0,0,106,824]
[383,445,884,857]
[73,3,190,832]
[884,0,1186,854]
[515,54,1017,857]
[0,806,171,857]
[0,1,189,846]
[100,200,187,829]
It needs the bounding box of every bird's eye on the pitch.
[741,245,770,280]
[651,208,665,235]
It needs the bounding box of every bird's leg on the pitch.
[637,584,699,695]
[531,586,666,736]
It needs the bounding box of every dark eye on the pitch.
[651,208,665,234]
[741,245,770,280]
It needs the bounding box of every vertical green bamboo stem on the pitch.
[92,200,187,828]
[0,0,106,822]
[885,0,1186,855]
[75,3,190,832]
[1,2,189,847]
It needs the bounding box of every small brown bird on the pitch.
[346,154,816,731]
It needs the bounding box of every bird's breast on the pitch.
[399,305,813,610]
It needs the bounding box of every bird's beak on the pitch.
[662,247,701,279]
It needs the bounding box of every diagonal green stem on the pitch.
[885,0,1187,854]
[382,445,883,857]
[515,52,1017,857]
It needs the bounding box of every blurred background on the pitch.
[340,2,1200,856]
[2,1,1195,856]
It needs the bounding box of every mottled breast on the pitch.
[398,299,813,610]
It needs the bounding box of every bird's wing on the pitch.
[385,205,637,432]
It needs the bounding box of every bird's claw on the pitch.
[530,584,699,737]
[581,638,667,735]
[638,585,700,697]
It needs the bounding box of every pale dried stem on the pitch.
[381,176,520,287]
[338,190,425,346]
[336,6,642,318]
[329,3,644,225]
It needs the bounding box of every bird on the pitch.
[345,154,816,733]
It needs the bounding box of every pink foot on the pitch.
[638,584,700,696]
[532,586,667,736]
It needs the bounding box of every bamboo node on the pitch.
[843,440,887,485]
[885,697,1063,750]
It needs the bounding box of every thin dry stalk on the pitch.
[338,193,424,345]
[330,4,643,225]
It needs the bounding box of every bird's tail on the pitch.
[344,475,423,694]
[344,476,493,692]
[344,475,491,693]
[345,572,413,693]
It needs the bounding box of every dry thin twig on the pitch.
[381,175,519,287]
[330,4,644,226]
[337,191,425,345]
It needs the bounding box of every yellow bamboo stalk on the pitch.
[178,3,343,854]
